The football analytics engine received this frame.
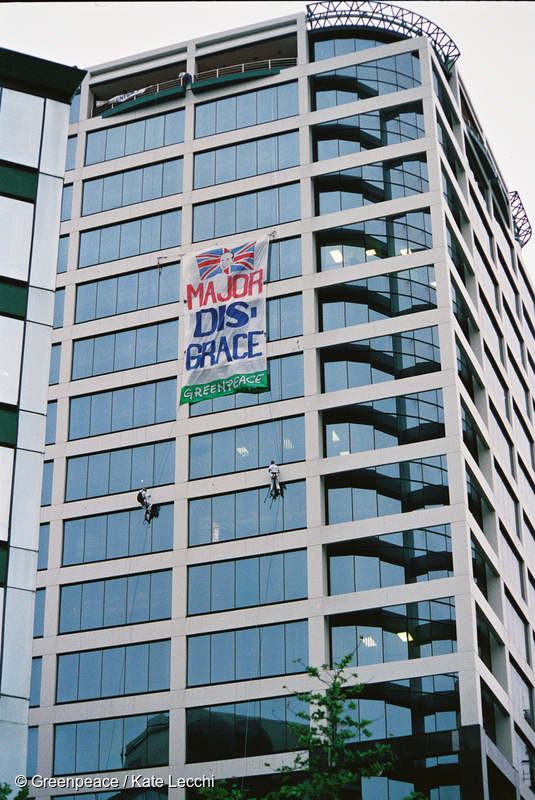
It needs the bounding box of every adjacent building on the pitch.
[0,49,85,787]
[30,3,535,799]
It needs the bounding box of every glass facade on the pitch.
[326,455,449,524]
[188,481,306,546]
[331,597,457,666]
[71,319,177,379]
[322,326,441,392]
[56,640,170,702]
[85,110,184,164]
[59,570,172,633]
[316,155,428,215]
[314,102,425,161]
[313,51,421,110]
[54,712,169,774]
[62,504,174,565]
[188,549,307,614]
[75,263,179,322]
[319,265,437,328]
[189,416,305,479]
[78,210,181,267]
[32,11,535,799]
[328,525,452,594]
[187,620,308,686]
[194,83,298,138]
[82,159,183,215]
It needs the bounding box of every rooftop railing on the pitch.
[195,57,297,82]
[93,57,297,116]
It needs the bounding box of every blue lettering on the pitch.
[248,331,263,358]
[194,308,218,337]
[216,337,232,363]
[232,333,248,360]
[226,301,249,328]
[186,343,202,370]
[200,340,216,366]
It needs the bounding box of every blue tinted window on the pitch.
[78,211,181,268]
[188,549,306,614]
[59,571,172,633]
[54,712,169,774]
[190,417,304,479]
[187,620,308,686]
[188,480,305,546]
[193,184,299,242]
[195,83,297,138]
[65,441,174,501]
[86,110,184,165]
[72,320,177,379]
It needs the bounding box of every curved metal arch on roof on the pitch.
[306,1,460,69]
[510,191,532,248]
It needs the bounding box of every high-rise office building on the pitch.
[0,49,85,787]
[31,3,535,799]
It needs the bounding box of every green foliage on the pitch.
[0,784,11,800]
[198,654,428,800]
[0,786,29,800]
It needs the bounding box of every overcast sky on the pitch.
[1,1,534,264]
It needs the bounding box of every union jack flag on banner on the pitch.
[197,242,256,281]
[180,236,270,404]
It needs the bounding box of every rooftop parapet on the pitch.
[306,1,460,70]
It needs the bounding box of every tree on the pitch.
[0,785,29,800]
[198,654,428,800]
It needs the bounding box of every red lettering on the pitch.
[232,274,249,298]
[187,283,204,310]
[249,269,263,295]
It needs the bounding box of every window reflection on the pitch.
[189,480,306,546]
[188,549,307,614]
[320,265,436,330]
[189,416,305,479]
[318,210,432,271]
[187,620,308,686]
[187,694,305,763]
[328,525,452,594]
[63,504,173,565]
[85,110,184,165]
[72,320,177,379]
[193,183,300,242]
[56,640,170,702]
[331,597,457,666]
[194,131,298,188]
[59,571,172,633]
[78,210,181,268]
[324,389,444,457]
[69,379,176,439]
[54,712,169,775]
[326,456,449,524]
[313,51,420,111]
[316,155,428,216]
[65,441,174,501]
[314,102,424,161]
[195,83,298,139]
[322,326,441,393]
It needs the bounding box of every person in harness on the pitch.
[268,461,283,498]
[137,487,160,523]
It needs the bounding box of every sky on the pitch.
[0,0,534,263]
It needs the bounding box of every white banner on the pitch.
[180,237,269,404]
